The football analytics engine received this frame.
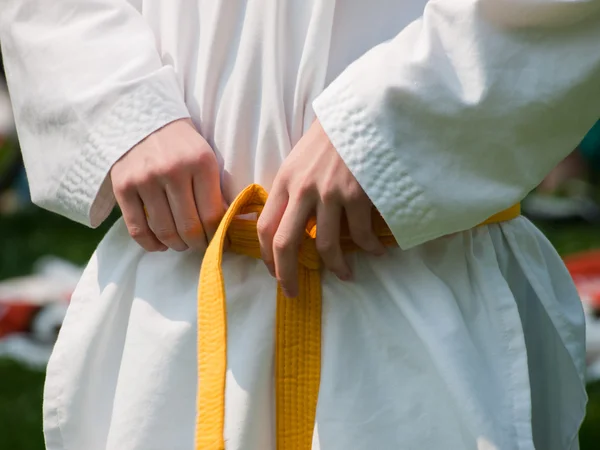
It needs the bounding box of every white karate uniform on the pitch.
[2,1,600,448]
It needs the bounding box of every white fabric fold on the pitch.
[313,0,600,249]
[1,1,595,448]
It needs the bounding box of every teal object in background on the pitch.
[580,120,600,171]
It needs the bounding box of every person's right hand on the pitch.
[110,118,226,253]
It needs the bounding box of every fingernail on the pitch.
[337,271,353,282]
[266,263,276,278]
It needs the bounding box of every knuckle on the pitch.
[345,185,367,204]
[189,148,217,172]
[141,158,183,183]
[159,161,184,180]
[130,171,155,190]
[129,225,151,240]
[274,170,291,188]
[272,234,293,254]
[153,227,179,243]
[295,180,315,198]
[195,147,216,164]
[179,219,203,237]
[320,188,339,205]
[316,237,335,255]
[256,218,273,240]
[113,177,137,196]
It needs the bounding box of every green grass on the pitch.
[0,206,116,450]
[0,206,118,280]
[537,220,600,256]
[0,359,46,450]
[1,207,600,449]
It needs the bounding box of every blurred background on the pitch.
[1,51,600,449]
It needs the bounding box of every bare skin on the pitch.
[110,118,226,253]
[257,119,385,298]
[111,118,384,298]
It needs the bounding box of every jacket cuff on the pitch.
[55,67,190,228]
[313,66,435,250]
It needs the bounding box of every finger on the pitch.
[114,189,166,252]
[316,202,351,281]
[272,196,313,298]
[345,202,386,256]
[192,170,226,243]
[165,179,208,252]
[140,186,189,252]
[257,186,288,278]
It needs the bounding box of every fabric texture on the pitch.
[1,0,599,449]
[45,216,586,450]
[197,184,519,450]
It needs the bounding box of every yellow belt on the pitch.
[195,184,521,450]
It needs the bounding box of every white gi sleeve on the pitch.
[0,1,190,226]
[313,0,600,249]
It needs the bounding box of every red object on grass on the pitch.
[564,250,600,311]
[0,302,40,338]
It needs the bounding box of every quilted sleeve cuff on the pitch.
[313,67,436,250]
[55,67,190,228]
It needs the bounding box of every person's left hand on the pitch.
[257,119,386,298]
